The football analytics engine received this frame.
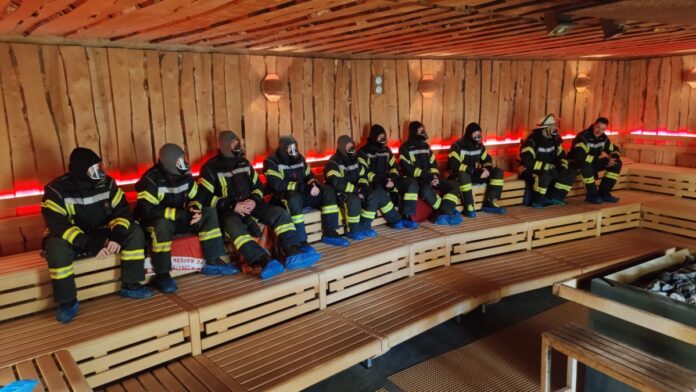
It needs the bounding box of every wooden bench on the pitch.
[0,294,192,388]
[607,228,696,253]
[625,163,696,199]
[541,323,696,392]
[642,197,696,239]
[97,355,246,392]
[507,201,600,248]
[0,350,91,392]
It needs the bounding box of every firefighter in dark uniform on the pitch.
[399,121,462,225]
[136,144,236,293]
[198,131,320,280]
[264,135,349,252]
[519,114,576,208]
[448,122,507,218]
[572,117,621,204]
[324,135,404,241]
[359,124,419,229]
[41,148,153,323]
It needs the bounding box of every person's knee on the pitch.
[320,185,337,203]
[285,191,304,212]
[491,167,503,178]
[152,218,175,237]
[125,224,146,248]
[45,237,75,265]
[405,178,419,193]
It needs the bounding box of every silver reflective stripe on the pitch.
[158,183,189,195]
[537,146,555,153]
[587,141,605,149]
[339,163,359,171]
[410,149,430,155]
[217,167,251,178]
[460,149,481,156]
[64,191,111,206]
[277,162,305,170]
[366,152,391,158]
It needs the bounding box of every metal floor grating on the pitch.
[387,302,588,392]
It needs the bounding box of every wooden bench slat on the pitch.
[151,367,187,392]
[35,354,69,391]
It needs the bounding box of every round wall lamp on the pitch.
[575,74,591,93]
[262,73,284,102]
[419,74,438,98]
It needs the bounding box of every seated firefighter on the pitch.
[399,121,462,225]
[324,135,404,241]
[136,144,236,294]
[41,148,153,323]
[572,117,621,204]
[198,131,320,280]
[358,124,418,229]
[448,122,507,218]
[263,135,350,252]
[519,114,575,208]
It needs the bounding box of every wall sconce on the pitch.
[374,75,383,95]
[575,74,591,93]
[684,68,696,89]
[262,73,284,102]
[419,74,438,98]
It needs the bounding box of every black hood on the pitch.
[368,124,387,144]
[278,134,299,162]
[336,135,355,160]
[158,143,187,176]
[218,130,242,158]
[69,147,102,183]
[464,122,482,145]
[408,121,425,141]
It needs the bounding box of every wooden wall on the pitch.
[0,42,695,199]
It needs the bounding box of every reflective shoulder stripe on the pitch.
[575,142,589,153]
[111,188,125,208]
[537,146,555,153]
[41,199,67,216]
[326,170,341,178]
[157,183,189,195]
[265,169,284,179]
[63,191,111,206]
[448,150,461,160]
[199,178,215,193]
[188,182,198,199]
[358,157,368,167]
[520,146,536,157]
[137,191,160,205]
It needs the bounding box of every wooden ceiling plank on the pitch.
[0,0,76,34]
[32,0,146,36]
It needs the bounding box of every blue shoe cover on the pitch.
[346,231,366,241]
[362,228,377,238]
[153,276,178,293]
[2,380,39,392]
[531,201,547,209]
[391,220,405,229]
[286,251,321,270]
[403,219,419,230]
[260,259,285,280]
[322,236,350,247]
[546,198,567,206]
[201,263,240,276]
[120,284,155,299]
[298,244,318,254]
[56,301,79,324]
[462,210,476,218]
[481,206,507,214]
[448,213,463,225]
[435,215,450,225]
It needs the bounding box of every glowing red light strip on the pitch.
[630,130,696,138]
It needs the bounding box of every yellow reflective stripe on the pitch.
[199,178,215,193]
[109,217,131,230]
[358,157,368,167]
[521,146,536,157]
[604,171,620,180]
[120,249,145,260]
[252,171,259,183]
[381,201,394,214]
[576,142,589,153]
[66,203,76,216]
[358,178,369,185]
[389,168,399,175]
[359,167,365,176]
[404,193,418,201]
[41,200,67,216]
[321,205,339,214]
[326,170,341,178]
[432,196,442,209]
[460,184,472,192]
[287,181,297,191]
[414,168,422,177]
[219,176,228,198]
[274,223,296,235]
[367,172,376,182]
[346,215,360,223]
[458,163,468,173]
[448,151,460,160]
[361,210,376,219]
[489,179,504,186]
[199,228,222,241]
[151,242,172,252]
[582,176,596,184]
[533,161,543,170]
[554,182,572,191]
[188,201,203,210]
[443,193,460,204]
[585,155,594,163]
[233,234,254,249]
[137,191,159,205]
[345,183,355,193]
[252,189,264,198]
[111,188,125,208]
[429,168,439,174]
[481,150,488,160]
[49,265,74,280]
[291,214,304,224]
[533,176,547,194]
[210,195,219,208]
[389,156,396,165]
[165,207,177,221]
[429,154,436,163]
[266,169,284,179]
[304,166,311,175]
[62,226,83,244]
[188,182,198,199]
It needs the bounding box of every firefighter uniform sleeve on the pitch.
[398,145,418,178]
[480,146,493,168]
[198,164,232,211]
[556,144,569,168]
[325,161,355,193]
[107,181,134,246]
[448,144,464,175]
[428,149,441,178]
[186,180,202,210]
[263,159,295,193]
[520,139,541,172]
[358,153,375,184]
[304,158,319,186]
[357,159,371,194]
[41,185,88,250]
[604,137,621,158]
[136,176,167,221]
[387,152,400,183]
[248,168,264,203]
[572,135,591,166]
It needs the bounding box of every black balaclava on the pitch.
[337,135,356,160]
[369,124,388,147]
[464,122,482,144]
[278,135,299,162]
[159,143,189,176]
[69,147,104,183]
[408,121,427,142]
[219,131,243,158]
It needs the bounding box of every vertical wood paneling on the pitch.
[463,60,481,131]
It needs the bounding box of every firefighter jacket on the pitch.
[520,128,569,172]
[324,153,370,195]
[197,152,264,212]
[448,138,493,176]
[135,163,201,224]
[263,153,318,194]
[41,175,132,249]
[571,127,621,165]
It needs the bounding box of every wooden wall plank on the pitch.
[127,49,154,170]
[248,55,267,161]
[422,59,444,142]
[559,60,577,132]
[480,60,500,136]
[288,57,305,151]
[528,60,548,131]
[107,48,138,178]
[407,59,423,132]
[86,47,119,170]
[144,50,166,158]
[643,58,661,131]
[512,60,531,132]
[223,55,242,134]
[42,45,75,169]
[451,60,465,139]
[265,56,279,152]
[686,55,696,133]
[545,61,564,125]
[301,58,315,154]
[441,60,456,141]
[382,59,400,143]
[212,53,229,133]
[181,53,202,161]
[276,56,292,137]
[627,59,647,131]
[666,56,683,132]
[395,60,411,141]
[0,59,13,194]
[334,59,351,143]
[573,61,591,132]
[194,53,215,156]
[610,61,630,133]
[656,57,672,129]
[463,60,481,132]
[160,52,185,148]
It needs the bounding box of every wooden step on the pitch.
[204,310,382,392]
[417,266,501,306]
[380,224,449,273]
[97,355,246,392]
[542,323,696,392]
[625,163,696,199]
[328,277,470,348]
[607,228,696,252]
[0,350,91,391]
[571,190,670,234]
[507,201,600,248]
[454,251,580,297]
[0,294,191,388]
[642,197,696,239]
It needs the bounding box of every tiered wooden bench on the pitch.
[541,323,696,392]
[624,163,696,199]
[642,197,696,240]
[0,350,91,392]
